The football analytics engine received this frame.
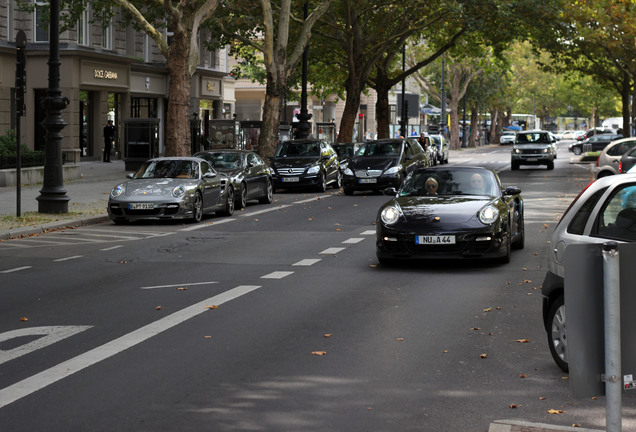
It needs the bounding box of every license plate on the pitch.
[416,235,456,245]
[359,178,377,184]
[129,203,154,210]
[282,177,299,182]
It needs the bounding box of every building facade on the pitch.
[0,1,235,159]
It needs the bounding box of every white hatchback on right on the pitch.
[542,174,636,371]
[594,137,636,178]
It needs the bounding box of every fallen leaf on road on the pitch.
[206,305,218,309]
[204,336,212,339]
[480,353,488,359]
[324,334,332,338]
[548,409,564,414]
[520,374,527,378]
[155,306,162,310]
[483,307,493,312]
[442,350,449,353]
[396,338,404,341]
[509,404,518,409]
[312,351,327,356]
[572,424,581,427]
[516,339,530,343]
[177,287,188,291]
[539,397,546,400]
[472,327,481,331]
[20,317,28,322]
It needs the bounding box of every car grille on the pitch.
[109,204,180,216]
[382,233,494,255]
[277,168,306,176]
[519,149,544,155]
[354,169,383,178]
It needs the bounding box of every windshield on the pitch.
[199,152,242,169]
[333,144,354,158]
[276,142,321,157]
[515,132,551,144]
[356,141,401,157]
[135,160,198,179]
[399,169,499,197]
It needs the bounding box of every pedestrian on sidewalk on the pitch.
[103,120,115,162]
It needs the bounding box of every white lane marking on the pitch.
[140,281,218,290]
[241,205,292,217]
[294,195,332,204]
[320,247,346,255]
[261,271,294,279]
[0,326,93,366]
[360,230,375,235]
[293,259,321,266]
[342,238,364,244]
[0,266,32,274]
[100,245,124,251]
[179,218,237,232]
[53,255,82,262]
[0,285,261,409]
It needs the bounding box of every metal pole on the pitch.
[294,1,312,139]
[440,55,446,136]
[36,0,70,213]
[603,241,622,432]
[400,45,407,138]
[15,30,27,217]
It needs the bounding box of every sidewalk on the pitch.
[0,159,131,240]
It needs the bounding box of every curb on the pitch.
[0,214,110,241]
[489,420,604,432]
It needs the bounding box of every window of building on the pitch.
[34,0,49,42]
[143,34,151,62]
[6,1,14,42]
[131,97,158,118]
[77,5,89,46]
[102,22,112,49]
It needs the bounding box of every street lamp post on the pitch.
[36,0,70,213]
[294,2,312,139]
[440,54,446,136]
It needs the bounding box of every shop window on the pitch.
[34,1,48,42]
[131,97,158,118]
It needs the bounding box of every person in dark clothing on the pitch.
[103,120,115,162]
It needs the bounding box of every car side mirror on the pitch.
[126,173,134,179]
[503,186,521,196]
[383,187,398,196]
[203,171,217,179]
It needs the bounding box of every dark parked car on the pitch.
[569,133,622,155]
[270,139,341,192]
[619,145,636,174]
[542,174,636,372]
[332,142,361,171]
[342,138,428,195]
[576,128,613,141]
[376,166,524,264]
[108,157,234,224]
[194,149,273,208]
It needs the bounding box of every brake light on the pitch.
[596,157,600,167]
[619,161,624,173]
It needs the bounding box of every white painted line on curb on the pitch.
[0,266,32,274]
[261,271,294,279]
[293,259,321,266]
[0,285,261,409]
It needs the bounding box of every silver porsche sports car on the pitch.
[107,157,234,224]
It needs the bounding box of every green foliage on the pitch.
[0,130,45,169]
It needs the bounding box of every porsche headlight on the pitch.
[384,165,402,175]
[381,205,402,225]
[110,184,125,198]
[478,205,499,224]
[172,185,186,198]
[307,164,321,174]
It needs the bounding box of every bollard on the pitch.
[603,241,621,431]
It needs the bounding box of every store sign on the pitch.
[94,69,118,80]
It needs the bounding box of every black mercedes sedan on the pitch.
[342,138,428,195]
[270,139,341,192]
[376,166,524,264]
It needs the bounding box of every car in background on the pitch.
[376,166,524,264]
[542,174,636,372]
[619,146,636,174]
[332,142,361,172]
[412,135,437,166]
[270,139,341,192]
[108,157,234,224]
[511,130,557,170]
[594,137,636,178]
[499,130,516,145]
[561,130,585,140]
[194,149,273,208]
[342,138,427,195]
[430,134,449,164]
[569,133,622,155]
[577,128,613,141]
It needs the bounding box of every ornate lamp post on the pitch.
[294,2,312,139]
[37,0,70,213]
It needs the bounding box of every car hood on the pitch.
[393,195,493,223]
[514,143,551,150]
[122,178,197,197]
[213,167,242,180]
[349,156,399,171]
[271,157,318,168]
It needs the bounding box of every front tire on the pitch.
[332,170,342,189]
[258,178,273,204]
[573,146,582,155]
[317,172,327,192]
[237,183,247,209]
[192,192,203,223]
[547,295,569,372]
[220,186,235,216]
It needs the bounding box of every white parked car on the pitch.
[499,130,516,145]
[594,137,636,178]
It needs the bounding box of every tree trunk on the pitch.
[165,32,193,157]
[259,78,286,159]
[375,82,392,139]
[489,108,498,144]
[469,108,479,147]
[338,77,363,142]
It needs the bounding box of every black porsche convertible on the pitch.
[375,166,525,264]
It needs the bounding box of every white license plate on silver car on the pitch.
[359,178,377,184]
[416,235,456,245]
[282,177,299,182]
[129,203,154,210]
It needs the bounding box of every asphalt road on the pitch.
[1,141,633,431]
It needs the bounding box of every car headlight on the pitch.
[172,185,186,198]
[110,184,125,198]
[384,165,402,175]
[478,205,499,224]
[307,164,321,174]
[344,167,354,176]
[381,205,402,225]
[513,148,521,154]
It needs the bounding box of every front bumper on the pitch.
[343,175,401,191]
[108,199,194,221]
